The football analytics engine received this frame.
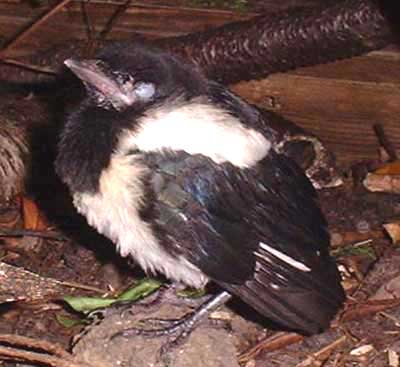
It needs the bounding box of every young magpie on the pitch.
[56,42,345,336]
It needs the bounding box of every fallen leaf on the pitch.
[374,161,400,175]
[176,287,206,299]
[56,314,87,328]
[364,173,400,194]
[22,197,48,230]
[117,278,162,302]
[64,278,162,313]
[383,222,400,244]
[350,344,375,356]
[388,349,400,367]
[63,296,116,313]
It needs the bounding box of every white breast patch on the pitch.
[73,154,207,288]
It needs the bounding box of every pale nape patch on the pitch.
[118,97,271,168]
[73,154,207,288]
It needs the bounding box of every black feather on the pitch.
[142,150,344,333]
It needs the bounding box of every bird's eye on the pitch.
[134,82,155,101]
[117,73,134,87]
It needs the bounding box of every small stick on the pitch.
[0,334,69,358]
[0,59,57,75]
[80,1,95,41]
[238,332,303,363]
[99,0,133,40]
[295,335,347,367]
[373,123,398,162]
[340,298,400,323]
[59,280,108,294]
[0,334,94,367]
[0,345,90,367]
[0,229,66,241]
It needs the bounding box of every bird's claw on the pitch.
[111,312,198,358]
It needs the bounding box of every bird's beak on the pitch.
[64,58,135,110]
[64,58,119,98]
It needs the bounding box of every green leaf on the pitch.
[176,287,206,299]
[56,314,88,328]
[117,278,162,302]
[333,243,376,260]
[64,295,116,313]
[63,278,162,314]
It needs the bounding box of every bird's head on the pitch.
[57,43,208,194]
[64,43,206,112]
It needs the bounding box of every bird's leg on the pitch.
[112,291,232,354]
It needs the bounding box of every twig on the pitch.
[340,299,400,323]
[238,332,303,364]
[0,262,107,303]
[0,229,66,241]
[379,311,400,327]
[99,0,133,40]
[373,123,398,162]
[59,280,108,294]
[0,0,73,56]
[0,334,94,367]
[0,334,69,358]
[0,59,57,75]
[80,0,95,41]
[330,231,384,248]
[295,336,347,367]
[0,345,91,367]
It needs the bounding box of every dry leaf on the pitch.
[374,161,400,175]
[383,222,400,244]
[22,197,48,230]
[388,349,400,367]
[363,173,400,194]
[350,344,375,356]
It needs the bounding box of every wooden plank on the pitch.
[232,74,400,163]
[0,2,252,57]
[291,51,400,84]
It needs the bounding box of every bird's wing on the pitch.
[145,149,344,334]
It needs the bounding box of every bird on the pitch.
[56,42,345,339]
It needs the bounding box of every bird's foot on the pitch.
[111,291,232,359]
[113,311,199,357]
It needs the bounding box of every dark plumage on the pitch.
[56,42,345,335]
